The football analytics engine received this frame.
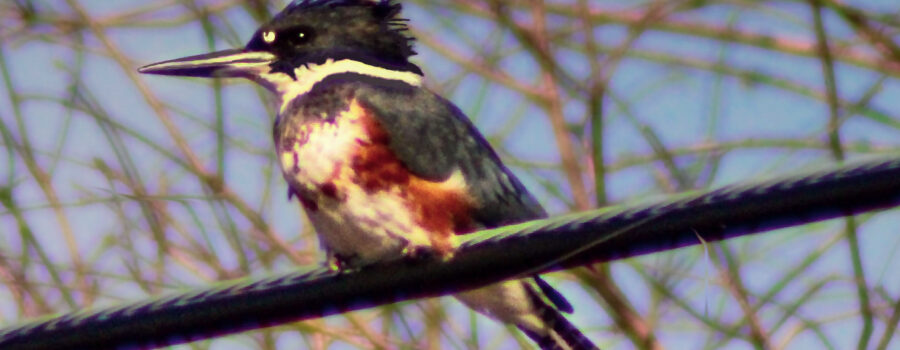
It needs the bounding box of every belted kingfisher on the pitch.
[139,1,596,349]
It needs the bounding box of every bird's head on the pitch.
[139,0,423,106]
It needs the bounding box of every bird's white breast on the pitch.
[277,103,436,264]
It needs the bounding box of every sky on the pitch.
[2,0,900,349]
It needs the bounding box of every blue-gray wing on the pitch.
[358,80,575,313]
[357,82,547,228]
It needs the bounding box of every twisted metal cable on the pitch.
[2,156,900,349]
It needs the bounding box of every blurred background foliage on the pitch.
[2,0,900,349]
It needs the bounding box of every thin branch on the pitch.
[810,3,873,350]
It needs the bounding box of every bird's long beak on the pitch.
[138,49,276,78]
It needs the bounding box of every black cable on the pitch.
[2,157,899,349]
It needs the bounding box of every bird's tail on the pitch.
[454,278,598,350]
[519,284,599,350]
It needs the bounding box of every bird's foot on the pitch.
[326,252,364,273]
[400,245,442,264]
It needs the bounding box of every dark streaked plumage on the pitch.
[246,0,421,77]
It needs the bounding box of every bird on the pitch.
[139,1,597,349]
